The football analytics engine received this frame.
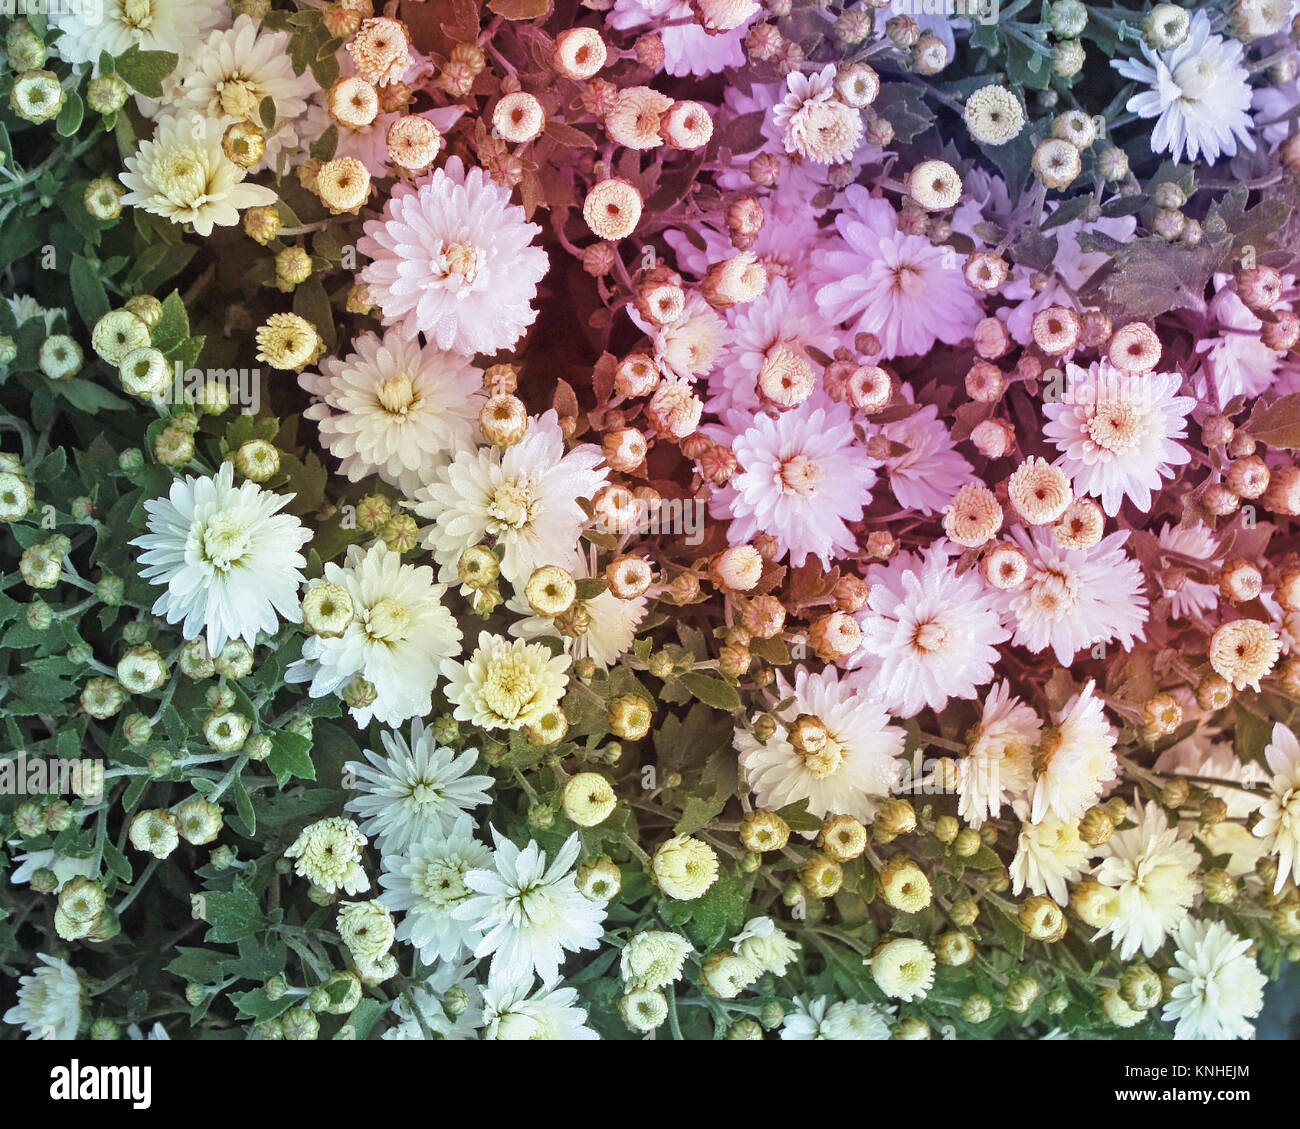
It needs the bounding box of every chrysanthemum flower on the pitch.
[287,542,462,728]
[1253,723,1300,894]
[50,0,229,72]
[772,65,864,165]
[284,817,370,896]
[456,829,606,989]
[780,996,892,1040]
[1009,802,1092,904]
[480,981,598,1040]
[735,667,906,824]
[874,401,974,515]
[132,462,310,657]
[413,410,608,586]
[1043,361,1196,516]
[1156,522,1220,619]
[119,114,277,237]
[1093,800,1202,960]
[358,157,548,353]
[1031,680,1118,825]
[441,632,570,732]
[960,681,1041,827]
[851,542,1010,718]
[1163,918,1267,1040]
[2,954,82,1040]
[299,330,483,498]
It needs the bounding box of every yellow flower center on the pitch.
[199,514,253,571]
[376,373,419,416]
[363,596,413,644]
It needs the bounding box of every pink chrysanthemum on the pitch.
[711,397,879,568]
[874,401,974,515]
[358,156,548,354]
[607,0,754,76]
[1156,522,1220,619]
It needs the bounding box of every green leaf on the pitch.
[114,46,180,99]
[292,276,336,353]
[54,378,130,413]
[681,869,751,950]
[150,291,191,355]
[309,124,338,162]
[70,256,111,325]
[56,92,84,137]
[1245,393,1300,451]
[337,998,390,1040]
[674,794,726,837]
[259,95,277,132]
[677,671,741,712]
[267,730,316,787]
[198,882,263,944]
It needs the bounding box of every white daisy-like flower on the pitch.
[300,330,484,499]
[1031,680,1119,825]
[780,996,892,1040]
[813,186,981,359]
[1253,722,1300,894]
[413,410,608,587]
[5,294,66,334]
[998,527,1149,666]
[50,0,229,72]
[959,680,1041,828]
[731,916,800,976]
[771,64,863,164]
[1043,361,1196,516]
[378,814,493,964]
[1194,277,1292,406]
[383,958,484,1040]
[441,632,570,733]
[735,666,906,824]
[343,719,492,854]
[1156,522,1220,620]
[286,542,462,728]
[180,16,322,172]
[1009,801,1092,904]
[119,114,278,237]
[455,829,606,990]
[2,954,82,1040]
[283,816,370,896]
[850,542,1010,718]
[875,401,975,516]
[8,847,97,893]
[1156,732,1269,878]
[1111,11,1255,164]
[710,397,879,568]
[607,0,753,77]
[643,293,728,383]
[1093,799,1202,961]
[1163,918,1267,1040]
[132,461,310,657]
[480,981,598,1040]
[358,156,549,354]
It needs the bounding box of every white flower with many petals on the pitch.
[998,527,1149,666]
[378,815,493,964]
[2,954,82,1040]
[1156,522,1220,620]
[851,542,1009,718]
[736,667,906,824]
[960,681,1041,828]
[1010,803,1092,904]
[441,632,570,732]
[287,542,462,728]
[1031,680,1118,825]
[1163,918,1267,1041]
[7,848,97,893]
[814,187,981,359]
[711,397,879,568]
[1093,800,1202,961]
[607,0,754,76]
[780,996,891,1040]
[481,981,598,1039]
[358,157,548,353]
[300,330,484,499]
[50,0,229,72]
[771,64,863,164]
[132,461,310,657]
[1195,280,1289,406]
[414,410,608,586]
[1111,11,1255,163]
[1253,722,1300,894]
[1043,362,1195,516]
[344,719,492,854]
[456,830,606,989]
[383,958,484,1040]
[119,114,277,237]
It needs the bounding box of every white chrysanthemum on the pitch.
[1031,680,1118,825]
[735,666,906,824]
[711,397,879,568]
[1253,722,1300,894]
[870,937,935,1002]
[646,293,727,382]
[300,331,484,499]
[780,996,891,1040]
[480,981,598,1039]
[1093,800,1202,961]
[1163,918,1267,1041]
[731,916,800,976]
[358,156,548,353]
[286,542,462,728]
[343,719,492,854]
[620,930,693,990]
[132,461,310,657]
[6,294,66,334]
[1195,280,1289,406]
[1043,361,1196,516]
[1111,11,1255,163]
[814,186,981,359]
[1009,801,1092,904]
[1156,732,1268,877]
[875,401,974,516]
[607,0,753,77]
[283,816,370,896]
[2,954,82,1040]
[850,542,1009,718]
[998,527,1149,665]
[455,830,606,989]
[8,847,97,892]
[378,814,493,964]
[771,64,863,164]
[1156,522,1220,619]
[960,680,1041,827]
[441,632,570,732]
[414,410,608,587]
[180,16,321,172]
[119,114,277,237]
[50,0,228,72]
[383,958,484,1040]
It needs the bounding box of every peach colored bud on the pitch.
[483,364,519,396]
[387,115,442,172]
[746,22,783,61]
[606,85,672,149]
[700,443,738,485]
[970,417,1016,459]
[702,253,766,309]
[329,76,379,129]
[583,178,643,240]
[607,554,654,599]
[808,611,862,661]
[832,574,870,613]
[964,250,1008,293]
[712,545,763,591]
[592,484,641,533]
[348,16,412,87]
[865,530,895,560]
[1052,497,1104,549]
[603,427,648,472]
[1080,310,1113,348]
[582,242,617,277]
[981,542,1028,589]
[1031,306,1082,355]
[748,152,780,187]
[965,360,1005,403]
[726,196,765,250]
[943,483,1003,548]
[1202,414,1234,448]
[845,364,892,412]
[553,27,607,80]
[646,380,703,440]
[667,572,701,604]
[1262,311,1300,351]
[1263,464,1300,515]
[581,78,619,118]
[615,354,659,397]
[1008,456,1073,524]
[835,62,880,107]
[1203,482,1240,517]
[1226,456,1269,499]
[741,594,786,638]
[1219,558,1263,603]
[661,100,713,149]
[973,316,1011,359]
[1237,265,1283,313]
[757,344,817,408]
[480,394,528,447]
[493,92,545,143]
[635,33,666,70]
[636,280,686,327]
[1108,322,1162,374]
[316,157,371,214]
[1274,566,1300,611]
